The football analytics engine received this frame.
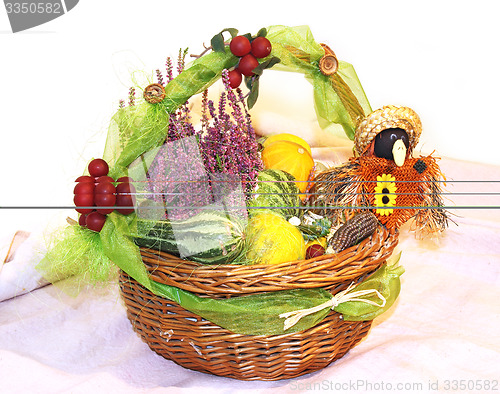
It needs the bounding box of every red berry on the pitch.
[95,175,115,184]
[237,54,259,77]
[116,182,136,195]
[85,212,107,232]
[74,182,94,195]
[227,69,242,89]
[305,244,325,260]
[88,159,109,177]
[116,193,135,215]
[78,213,88,227]
[229,35,251,57]
[116,176,134,183]
[116,180,135,215]
[74,193,94,214]
[94,181,116,195]
[251,37,272,58]
[94,193,116,214]
[75,175,94,183]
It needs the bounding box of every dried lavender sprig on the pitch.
[237,87,253,129]
[165,57,174,83]
[207,96,218,124]
[177,48,189,75]
[201,90,209,130]
[128,87,136,107]
[222,70,245,128]
[156,69,164,86]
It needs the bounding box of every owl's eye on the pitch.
[373,128,410,160]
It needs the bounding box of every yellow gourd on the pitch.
[245,213,306,265]
[261,140,314,193]
[262,133,312,156]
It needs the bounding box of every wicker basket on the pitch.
[119,224,398,381]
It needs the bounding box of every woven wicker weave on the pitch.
[118,225,398,380]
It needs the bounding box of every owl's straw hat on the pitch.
[354,105,422,155]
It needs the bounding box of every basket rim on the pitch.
[137,224,399,297]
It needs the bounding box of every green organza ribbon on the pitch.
[103,48,239,179]
[103,25,371,179]
[95,24,374,296]
[100,213,403,336]
[38,212,403,336]
[265,25,371,140]
[37,25,395,336]
[150,261,404,336]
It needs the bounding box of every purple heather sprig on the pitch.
[142,61,263,220]
[146,136,211,220]
[197,69,263,193]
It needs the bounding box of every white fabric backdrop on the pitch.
[1,1,500,392]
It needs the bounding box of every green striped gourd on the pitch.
[247,169,302,220]
[133,210,246,265]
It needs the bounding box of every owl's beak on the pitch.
[393,140,407,167]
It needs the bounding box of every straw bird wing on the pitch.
[311,159,369,227]
[410,170,450,237]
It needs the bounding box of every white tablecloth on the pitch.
[1,157,499,394]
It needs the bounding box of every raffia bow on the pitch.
[279,282,386,331]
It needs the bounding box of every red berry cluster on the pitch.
[228,35,272,89]
[74,158,135,232]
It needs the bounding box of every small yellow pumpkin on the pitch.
[245,213,306,265]
[262,133,312,156]
[261,140,315,193]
